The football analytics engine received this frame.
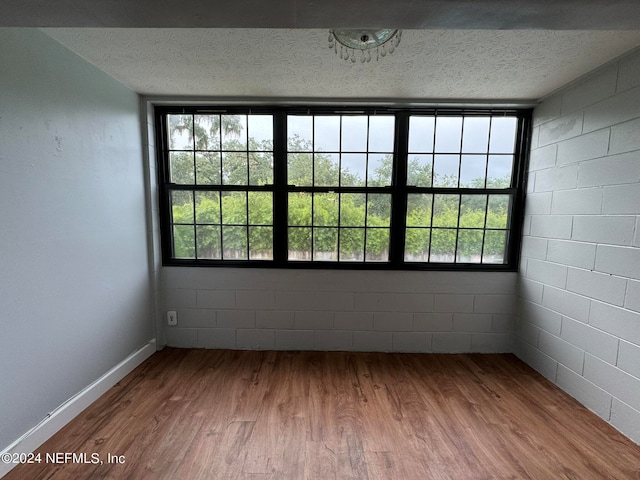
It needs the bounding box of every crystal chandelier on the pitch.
[328,29,402,63]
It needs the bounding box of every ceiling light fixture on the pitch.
[328,29,402,63]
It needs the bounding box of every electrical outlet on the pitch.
[167,310,178,326]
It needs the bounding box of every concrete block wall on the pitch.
[163,268,516,354]
[517,48,640,443]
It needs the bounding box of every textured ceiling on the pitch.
[42,28,640,101]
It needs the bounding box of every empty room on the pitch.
[1,1,640,478]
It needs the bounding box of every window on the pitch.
[286,114,394,262]
[156,107,530,270]
[164,113,275,260]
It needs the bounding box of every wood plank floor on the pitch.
[6,349,640,479]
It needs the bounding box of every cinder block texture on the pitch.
[556,129,609,165]
[556,365,612,419]
[551,188,602,215]
[626,280,640,313]
[163,269,517,354]
[519,48,640,447]
[611,399,640,445]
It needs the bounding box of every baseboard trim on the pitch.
[0,339,156,479]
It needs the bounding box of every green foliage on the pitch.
[167,118,509,263]
[168,114,243,151]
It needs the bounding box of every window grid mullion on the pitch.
[273,112,287,263]
[157,106,529,270]
[480,116,493,263]
[190,115,198,259]
[219,191,225,259]
[218,115,224,187]
[336,116,343,261]
[389,112,409,264]
[362,117,370,262]
[480,194,490,263]
[431,111,437,188]
[311,116,316,260]
[363,192,369,262]
[485,116,493,188]
[245,191,250,260]
[453,116,466,262]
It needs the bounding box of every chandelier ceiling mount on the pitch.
[328,29,402,63]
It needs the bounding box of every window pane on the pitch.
[404,228,430,262]
[249,152,273,185]
[435,116,462,153]
[459,195,486,229]
[248,192,273,225]
[170,152,195,184]
[368,116,395,152]
[195,152,221,185]
[249,226,273,260]
[196,225,221,259]
[340,193,366,226]
[194,114,220,150]
[221,192,247,225]
[195,191,220,224]
[247,115,273,147]
[288,153,312,186]
[489,117,517,153]
[432,194,459,228]
[173,225,195,258]
[340,228,365,261]
[221,114,247,150]
[406,194,432,227]
[487,155,513,188]
[407,155,433,187]
[171,190,194,223]
[222,152,248,185]
[430,229,457,262]
[313,193,339,226]
[314,116,340,151]
[486,195,510,229]
[314,228,338,261]
[459,155,486,188]
[222,226,248,259]
[433,154,460,187]
[367,154,392,186]
[483,230,507,263]
[462,117,490,153]
[456,230,483,263]
[341,153,366,186]
[365,228,390,262]
[288,227,312,261]
[367,194,391,227]
[408,116,435,152]
[288,116,313,151]
[341,116,368,152]
[288,193,312,226]
[168,114,193,150]
[314,153,340,186]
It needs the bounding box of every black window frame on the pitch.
[155,105,531,271]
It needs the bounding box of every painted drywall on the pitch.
[0,29,153,451]
[516,48,640,443]
[162,268,516,353]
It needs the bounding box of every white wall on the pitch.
[163,268,515,353]
[516,48,640,443]
[0,29,153,451]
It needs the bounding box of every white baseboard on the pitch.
[0,339,156,479]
